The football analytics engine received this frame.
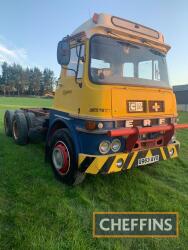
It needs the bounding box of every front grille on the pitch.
[115,118,171,129]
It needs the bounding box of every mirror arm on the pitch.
[80,56,85,63]
[75,45,83,88]
[62,66,77,74]
[61,44,83,88]
[75,78,82,88]
[62,66,82,88]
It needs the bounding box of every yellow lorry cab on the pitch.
[4,13,188,185]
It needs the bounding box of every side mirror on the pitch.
[57,36,70,65]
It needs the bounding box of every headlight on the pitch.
[111,139,121,152]
[169,148,175,156]
[99,140,111,154]
[97,122,104,129]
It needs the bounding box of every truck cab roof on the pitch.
[71,13,170,53]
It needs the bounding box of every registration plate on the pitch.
[138,155,159,166]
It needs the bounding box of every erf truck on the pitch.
[4,13,188,185]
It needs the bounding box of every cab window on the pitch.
[67,47,77,76]
[67,45,85,78]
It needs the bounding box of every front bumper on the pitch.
[78,142,180,174]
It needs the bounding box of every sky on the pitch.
[0,0,187,85]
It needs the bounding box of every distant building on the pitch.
[173,84,188,111]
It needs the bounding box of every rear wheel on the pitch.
[50,128,85,185]
[12,112,29,145]
[25,112,36,129]
[4,110,15,137]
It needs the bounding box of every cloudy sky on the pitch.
[0,0,188,85]
[0,36,27,65]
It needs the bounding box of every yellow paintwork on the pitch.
[53,28,177,120]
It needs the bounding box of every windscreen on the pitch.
[90,35,170,88]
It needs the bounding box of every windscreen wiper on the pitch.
[105,29,139,49]
[149,49,165,57]
[140,38,166,56]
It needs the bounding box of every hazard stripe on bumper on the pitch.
[78,142,180,175]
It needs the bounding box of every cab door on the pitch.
[54,44,85,115]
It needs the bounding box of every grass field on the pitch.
[0,97,188,250]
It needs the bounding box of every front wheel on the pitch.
[49,129,85,185]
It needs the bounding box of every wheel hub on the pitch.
[52,141,70,175]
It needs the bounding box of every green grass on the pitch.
[0,96,52,110]
[0,97,188,250]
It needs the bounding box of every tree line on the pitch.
[0,62,57,96]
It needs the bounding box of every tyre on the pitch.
[49,128,85,185]
[25,112,36,129]
[12,112,29,145]
[28,127,45,143]
[4,110,15,137]
[15,109,24,113]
